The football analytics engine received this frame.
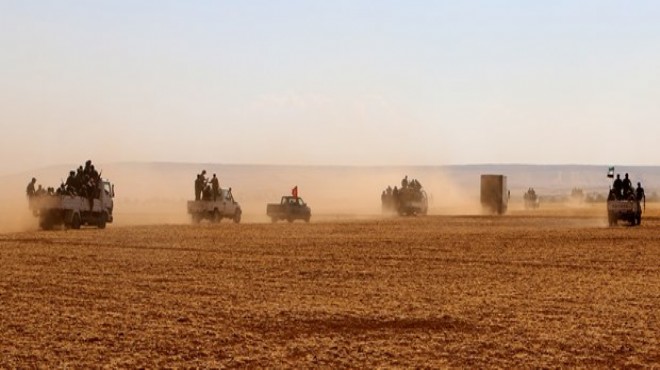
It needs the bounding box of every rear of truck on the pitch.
[481,175,508,215]
[607,199,642,226]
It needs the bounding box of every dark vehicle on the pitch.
[266,196,311,223]
[607,192,642,226]
[481,174,509,215]
[381,176,428,216]
[382,188,428,216]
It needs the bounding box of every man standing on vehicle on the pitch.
[622,173,633,197]
[636,182,646,210]
[211,174,220,201]
[26,178,37,198]
[194,173,202,201]
[65,171,78,195]
[613,174,623,199]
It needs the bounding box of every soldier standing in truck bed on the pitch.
[65,171,78,195]
[622,173,633,198]
[636,182,645,203]
[211,174,220,201]
[26,178,37,198]
[194,174,202,200]
[612,174,623,199]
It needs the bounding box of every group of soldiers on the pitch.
[524,187,537,198]
[26,160,102,199]
[610,173,645,202]
[381,175,425,210]
[25,178,51,198]
[194,170,221,201]
[524,187,538,202]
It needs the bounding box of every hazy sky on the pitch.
[1,1,659,175]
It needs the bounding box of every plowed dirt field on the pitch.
[1,211,659,367]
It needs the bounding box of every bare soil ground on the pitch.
[1,209,660,367]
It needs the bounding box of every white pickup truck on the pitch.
[29,180,115,230]
[187,188,242,223]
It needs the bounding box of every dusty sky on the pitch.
[1,1,659,175]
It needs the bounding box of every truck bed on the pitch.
[188,200,222,213]
[266,204,283,216]
[607,199,640,213]
[31,195,101,213]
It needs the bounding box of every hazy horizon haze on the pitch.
[2,1,659,174]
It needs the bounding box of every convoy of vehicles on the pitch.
[266,196,311,223]
[25,168,652,230]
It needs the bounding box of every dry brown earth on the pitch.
[1,209,659,367]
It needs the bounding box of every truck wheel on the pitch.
[98,212,107,229]
[71,213,81,230]
[270,217,278,223]
[192,214,201,224]
[233,210,241,224]
[213,209,221,223]
[40,215,53,230]
[636,214,642,226]
[304,216,310,223]
[287,216,294,223]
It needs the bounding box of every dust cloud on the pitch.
[11,162,646,231]
[0,163,480,230]
[102,163,481,224]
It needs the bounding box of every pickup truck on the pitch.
[607,197,642,226]
[266,196,311,223]
[29,180,115,230]
[187,188,242,223]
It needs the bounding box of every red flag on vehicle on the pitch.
[292,186,298,198]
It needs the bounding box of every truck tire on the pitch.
[192,214,202,224]
[40,215,54,231]
[287,216,294,223]
[636,214,642,226]
[270,216,278,223]
[304,215,310,223]
[213,209,221,223]
[607,212,615,227]
[233,210,241,224]
[98,212,107,229]
[71,213,81,230]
